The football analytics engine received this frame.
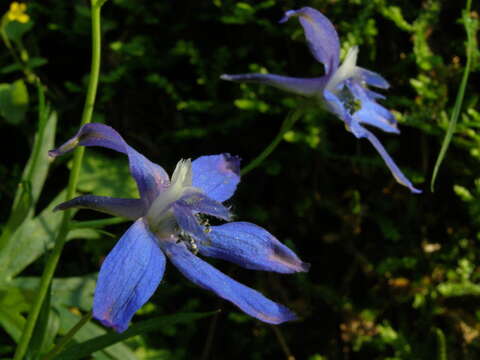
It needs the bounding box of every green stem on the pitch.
[241,108,304,176]
[430,0,474,191]
[435,327,447,360]
[42,313,93,360]
[70,216,129,229]
[13,3,103,360]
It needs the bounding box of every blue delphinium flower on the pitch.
[49,123,309,332]
[221,7,421,193]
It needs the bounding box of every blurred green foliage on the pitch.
[0,0,480,359]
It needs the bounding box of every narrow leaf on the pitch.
[431,5,476,190]
[56,312,216,360]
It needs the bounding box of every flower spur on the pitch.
[221,7,421,193]
[49,123,309,332]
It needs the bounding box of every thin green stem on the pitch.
[70,216,129,229]
[241,108,304,176]
[430,0,474,191]
[13,3,103,360]
[42,313,93,360]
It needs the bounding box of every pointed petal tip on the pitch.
[410,187,422,194]
[300,261,311,272]
[260,305,298,324]
[48,149,59,158]
[279,10,296,23]
[220,74,233,81]
[222,153,241,176]
[94,312,128,333]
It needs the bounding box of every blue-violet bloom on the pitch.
[49,123,309,332]
[221,7,421,193]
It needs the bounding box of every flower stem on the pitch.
[70,216,129,229]
[42,313,93,360]
[241,108,304,176]
[13,3,104,359]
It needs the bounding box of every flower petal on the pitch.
[49,123,169,206]
[177,192,231,221]
[350,123,422,194]
[162,241,297,324]
[356,67,390,89]
[280,7,340,74]
[346,81,398,134]
[172,203,209,242]
[54,195,145,220]
[323,89,353,128]
[221,74,327,97]
[199,222,309,273]
[192,154,241,202]
[93,218,165,332]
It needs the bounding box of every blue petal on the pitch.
[49,123,169,206]
[192,154,241,203]
[350,123,422,194]
[54,195,145,220]
[199,222,309,273]
[347,81,398,133]
[177,192,231,221]
[354,106,399,134]
[280,7,340,74]
[162,241,297,324]
[221,74,328,97]
[357,67,390,89]
[93,218,166,332]
[323,89,353,129]
[172,203,209,242]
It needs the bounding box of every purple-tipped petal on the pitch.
[93,218,165,332]
[221,73,328,97]
[350,123,422,194]
[357,67,390,89]
[49,123,169,206]
[172,203,209,242]
[54,195,146,220]
[280,7,340,74]
[199,222,309,274]
[163,241,297,324]
[177,192,231,221]
[192,154,241,203]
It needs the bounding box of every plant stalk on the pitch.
[13,3,103,359]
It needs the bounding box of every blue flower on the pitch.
[50,123,309,332]
[221,7,421,194]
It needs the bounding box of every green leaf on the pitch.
[0,63,23,74]
[26,285,60,360]
[431,7,477,190]
[11,275,97,311]
[8,109,57,230]
[78,150,138,198]
[0,287,29,342]
[0,79,29,124]
[4,20,33,43]
[56,312,216,360]
[55,307,138,360]
[0,191,67,283]
[27,57,48,69]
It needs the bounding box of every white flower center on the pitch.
[146,159,202,236]
[325,46,359,93]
